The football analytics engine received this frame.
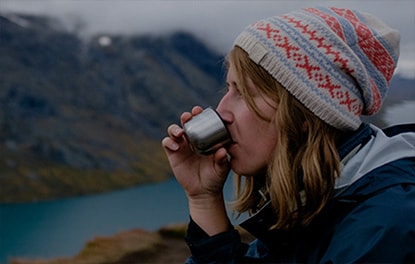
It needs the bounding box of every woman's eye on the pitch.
[223,82,243,98]
[221,84,230,95]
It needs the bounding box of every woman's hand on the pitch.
[161,106,230,199]
[162,106,232,235]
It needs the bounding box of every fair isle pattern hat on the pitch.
[234,7,400,131]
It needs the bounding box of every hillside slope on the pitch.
[0,13,225,202]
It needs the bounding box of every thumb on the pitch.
[214,148,230,177]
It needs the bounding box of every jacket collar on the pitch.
[337,123,374,160]
[335,123,415,194]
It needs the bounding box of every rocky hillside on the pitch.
[0,13,225,202]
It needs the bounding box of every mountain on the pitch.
[0,13,225,202]
[0,13,413,203]
[361,75,415,127]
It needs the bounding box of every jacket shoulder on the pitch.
[322,162,415,263]
[383,123,415,136]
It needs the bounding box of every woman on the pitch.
[162,7,415,263]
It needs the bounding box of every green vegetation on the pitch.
[0,134,171,203]
[10,224,189,264]
[8,223,255,264]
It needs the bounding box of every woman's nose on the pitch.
[216,96,233,124]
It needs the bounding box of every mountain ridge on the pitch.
[0,13,413,203]
[0,13,224,202]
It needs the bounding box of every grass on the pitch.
[0,132,172,203]
[8,223,256,264]
[10,224,188,264]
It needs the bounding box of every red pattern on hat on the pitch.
[255,17,361,115]
[332,8,395,83]
[234,7,400,130]
[305,8,346,41]
[307,7,394,114]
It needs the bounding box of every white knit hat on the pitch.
[234,7,400,131]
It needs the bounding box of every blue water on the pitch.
[0,178,234,263]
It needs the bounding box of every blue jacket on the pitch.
[185,124,415,263]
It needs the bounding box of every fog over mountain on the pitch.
[1,0,414,78]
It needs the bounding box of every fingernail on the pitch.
[171,142,179,151]
[174,128,181,136]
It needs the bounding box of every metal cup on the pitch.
[183,107,232,155]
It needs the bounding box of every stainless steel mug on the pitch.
[183,107,232,155]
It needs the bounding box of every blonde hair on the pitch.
[228,47,342,229]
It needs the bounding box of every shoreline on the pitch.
[8,223,255,264]
[9,223,190,264]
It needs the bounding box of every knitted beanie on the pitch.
[234,7,400,131]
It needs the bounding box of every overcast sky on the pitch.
[1,0,414,78]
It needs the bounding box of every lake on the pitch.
[0,178,234,264]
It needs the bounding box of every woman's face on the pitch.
[216,64,279,177]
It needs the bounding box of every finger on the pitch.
[161,137,180,152]
[214,148,231,177]
[180,111,193,125]
[167,124,184,138]
[214,147,229,165]
[191,106,204,115]
[181,106,204,125]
